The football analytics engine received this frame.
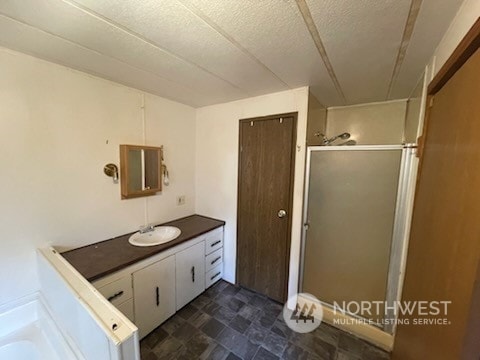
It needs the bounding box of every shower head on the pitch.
[324,132,352,145]
[338,140,357,146]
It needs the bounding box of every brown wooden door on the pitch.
[236,113,297,302]
[392,48,480,359]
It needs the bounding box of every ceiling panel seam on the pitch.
[386,0,423,100]
[0,13,209,101]
[63,0,251,96]
[295,0,347,104]
[175,0,291,89]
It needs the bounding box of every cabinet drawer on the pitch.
[96,276,133,307]
[117,299,135,322]
[205,229,223,255]
[205,248,223,273]
[206,264,223,288]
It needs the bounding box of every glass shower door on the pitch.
[302,147,402,323]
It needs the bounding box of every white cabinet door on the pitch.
[133,255,176,338]
[175,242,205,310]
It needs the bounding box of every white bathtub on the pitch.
[0,294,78,360]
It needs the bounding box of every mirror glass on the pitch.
[120,145,162,199]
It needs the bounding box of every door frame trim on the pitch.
[428,17,480,95]
[236,112,298,302]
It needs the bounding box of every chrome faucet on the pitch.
[139,224,155,234]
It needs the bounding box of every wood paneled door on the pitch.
[392,20,480,360]
[236,113,297,303]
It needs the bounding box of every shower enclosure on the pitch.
[300,145,418,335]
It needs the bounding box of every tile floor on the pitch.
[140,281,391,360]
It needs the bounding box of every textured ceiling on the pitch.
[0,0,463,107]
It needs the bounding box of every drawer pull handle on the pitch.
[156,286,160,306]
[210,272,221,281]
[191,266,195,282]
[211,240,221,247]
[211,256,221,265]
[107,291,124,302]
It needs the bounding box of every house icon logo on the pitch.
[283,293,323,333]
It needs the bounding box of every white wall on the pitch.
[326,100,407,145]
[195,87,309,298]
[429,0,480,78]
[0,47,196,306]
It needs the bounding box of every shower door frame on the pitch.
[299,144,417,337]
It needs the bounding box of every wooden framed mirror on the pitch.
[119,145,163,199]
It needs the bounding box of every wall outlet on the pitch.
[177,195,186,206]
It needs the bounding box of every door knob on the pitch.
[278,209,287,218]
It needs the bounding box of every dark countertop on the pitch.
[61,214,225,282]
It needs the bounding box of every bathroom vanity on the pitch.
[62,215,225,338]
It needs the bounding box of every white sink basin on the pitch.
[129,226,181,247]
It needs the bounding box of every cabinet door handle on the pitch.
[191,266,195,282]
[211,240,221,247]
[156,286,160,306]
[210,272,221,281]
[211,256,221,265]
[107,290,124,302]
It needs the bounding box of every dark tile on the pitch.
[186,332,215,356]
[281,342,308,360]
[192,294,212,309]
[243,342,261,360]
[238,304,262,321]
[214,305,237,325]
[361,344,391,360]
[291,332,335,358]
[309,337,336,359]
[140,274,390,360]
[142,326,169,348]
[254,313,277,329]
[227,297,246,313]
[190,310,212,328]
[201,344,229,360]
[177,303,198,320]
[175,346,198,360]
[216,326,248,349]
[290,331,315,349]
[216,295,246,313]
[245,322,270,346]
[140,347,158,360]
[253,347,279,360]
[270,320,293,339]
[202,317,226,338]
[229,314,252,334]
[216,326,258,359]
[305,351,323,360]
[226,353,242,360]
[172,322,200,342]
[205,285,223,298]
[222,283,241,296]
[151,336,183,359]
[249,295,268,308]
[338,333,365,354]
[262,331,288,356]
[263,301,283,318]
[204,301,222,316]
[335,350,361,360]
[235,288,256,303]
[161,316,185,335]
[213,280,229,292]
[312,323,340,347]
